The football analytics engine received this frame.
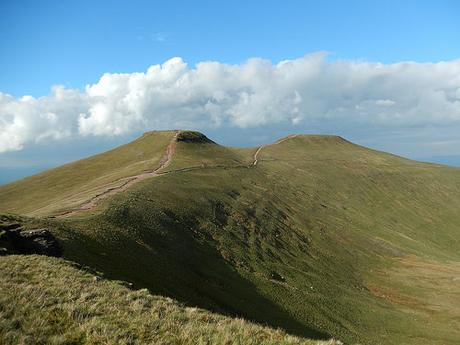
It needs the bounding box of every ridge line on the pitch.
[253,134,298,166]
[56,131,181,218]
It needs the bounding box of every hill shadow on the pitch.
[57,210,330,341]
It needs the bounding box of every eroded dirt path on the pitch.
[253,134,298,166]
[57,131,180,218]
[58,132,297,218]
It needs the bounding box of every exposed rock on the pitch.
[0,223,62,257]
[0,223,22,231]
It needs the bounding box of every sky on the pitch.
[1,0,460,184]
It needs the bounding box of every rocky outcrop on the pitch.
[0,222,62,257]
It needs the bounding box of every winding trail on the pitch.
[57,132,297,218]
[252,134,298,166]
[57,131,180,218]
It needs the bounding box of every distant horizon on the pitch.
[1,129,460,186]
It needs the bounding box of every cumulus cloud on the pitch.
[1,53,460,152]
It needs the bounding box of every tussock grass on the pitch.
[0,255,340,345]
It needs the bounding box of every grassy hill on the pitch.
[0,130,176,216]
[1,130,459,344]
[0,255,339,345]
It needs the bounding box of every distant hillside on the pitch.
[1,130,460,344]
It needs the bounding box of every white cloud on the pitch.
[1,53,460,153]
[0,86,87,152]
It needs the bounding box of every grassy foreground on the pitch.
[0,255,340,345]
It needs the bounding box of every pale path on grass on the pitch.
[253,134,298,166]
[57,131,180,218]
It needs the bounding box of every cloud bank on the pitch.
[1,53,460,153]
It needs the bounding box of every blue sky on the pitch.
[1,0,460,184]
[2,0,459,96]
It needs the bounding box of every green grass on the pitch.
[0,131,175,216]
[0,255,340,345]
[1,131,460,344]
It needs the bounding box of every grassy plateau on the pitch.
[1,130,459,344]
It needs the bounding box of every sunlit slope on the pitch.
[258,135,460,259]
[2,132,460,344]
[165,131,254,171]
[0,255,339,345]
[0,131,175,216]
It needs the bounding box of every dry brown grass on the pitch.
[366,255,460,343]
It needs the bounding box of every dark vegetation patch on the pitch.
[177,131,216,144]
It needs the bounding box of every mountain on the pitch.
[1,130,459,344]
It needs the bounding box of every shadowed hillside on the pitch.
[1,130,459,344]
[0,255,340,345]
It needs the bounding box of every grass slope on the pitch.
[0,131,175,216]
[0,255,339,345]
[1,131,460,344]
